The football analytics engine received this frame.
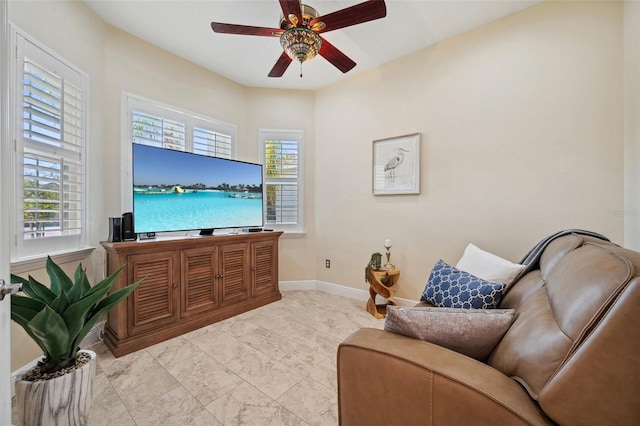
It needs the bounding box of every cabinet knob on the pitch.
[172,283,178,289]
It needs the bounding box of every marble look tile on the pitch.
[94,361,104,376]
[101,349,180,411]
[307,358,338,392]
[187,326,256,365]
[146,335,199,362]
[87,373,135,426]
[237,325,302,360]
[278,377,338,426]
[205,382,306,426]
[313,333,347,360]
[149,338,244,406]
[130,386,221,426]
[252,312,327,349]
[36,290,377,426]
[279,346,332,378]
[216,314,264,336]
[226,347,305,399]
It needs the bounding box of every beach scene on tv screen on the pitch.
[133,144,263,233]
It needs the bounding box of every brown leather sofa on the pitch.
[338,234,640,425]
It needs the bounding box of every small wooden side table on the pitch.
[366,268,400,319]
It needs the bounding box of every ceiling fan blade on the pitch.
[211,22,282,37]
[279,0,302,24]
[268,52,293,77]
[319,38,356,74]
[312,0,387,33]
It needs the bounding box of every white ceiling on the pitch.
[84,0,540,90]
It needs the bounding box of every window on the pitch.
[122,94,236,211]
[13,29,88,260]
[260,130,303,233]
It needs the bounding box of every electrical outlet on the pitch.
[325,259,331,268]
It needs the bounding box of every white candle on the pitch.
[385,239,392,247]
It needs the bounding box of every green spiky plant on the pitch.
[365,252,383,283]
[10,256,143,375]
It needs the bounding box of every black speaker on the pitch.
[108,217,122,242]
[121,212,137,241]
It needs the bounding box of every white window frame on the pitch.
[121,93,237,214]
[10,26,89,262]
[260,129,304,234]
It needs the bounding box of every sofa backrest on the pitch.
[488,234,640,425]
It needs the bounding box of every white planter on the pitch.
[14,350,96,426]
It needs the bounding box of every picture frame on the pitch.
[372,133,421,195]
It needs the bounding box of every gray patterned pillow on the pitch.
[384,306,516,360]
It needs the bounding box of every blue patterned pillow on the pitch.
[421,260,506,309]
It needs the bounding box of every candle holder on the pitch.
[384,243,395,270]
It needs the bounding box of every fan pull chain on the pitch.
[300,61,303,78]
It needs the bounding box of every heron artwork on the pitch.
[384,148,409,177]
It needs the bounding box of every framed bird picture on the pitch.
[372,133,421,195]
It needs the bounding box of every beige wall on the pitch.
[314,0,624,299]
[102,26,250,218]
[624,0,640,250]
[8,0,632,369]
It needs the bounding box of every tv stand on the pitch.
[101,231,282,357]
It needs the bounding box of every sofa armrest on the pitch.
[337,328,553,426]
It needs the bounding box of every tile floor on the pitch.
[13,290,385,425]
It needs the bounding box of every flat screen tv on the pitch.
[132,144,263,235]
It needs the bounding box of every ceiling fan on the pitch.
[210,0,387,78]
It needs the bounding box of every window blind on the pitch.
[130,104,233,159]
[194,126,232,158]
[132,110,185,151]
[264,139,299,225]
[21,54,85,239]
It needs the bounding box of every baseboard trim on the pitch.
[279,280,418,306]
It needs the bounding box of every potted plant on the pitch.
[365,252,383,283]
[10,256,142,426]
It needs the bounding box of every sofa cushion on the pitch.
[384,306,515,360]
[456,243,525,285]
[421,260,506,309]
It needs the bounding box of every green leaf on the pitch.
[26,306,70,363]
[72,279,142,350]
[11,294,45,321]
[67,264,90,304]
[10,309,50,359]
[84,265,126,298]
[51,289,70,314]
[78,265,92,295]
[10,273,29,286]
[62,283,111,343]
[21,276,56,305]
[46,256,73,293]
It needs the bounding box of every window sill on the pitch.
[279,231,306,239]
[11,247,96,274]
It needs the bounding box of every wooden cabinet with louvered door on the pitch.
[127,250,180,336]
[101,232,282,357]
[218,242,250,307]
[181,246,218,318]
[251,238,278,297]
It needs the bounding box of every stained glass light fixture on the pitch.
[280,27,322,65]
